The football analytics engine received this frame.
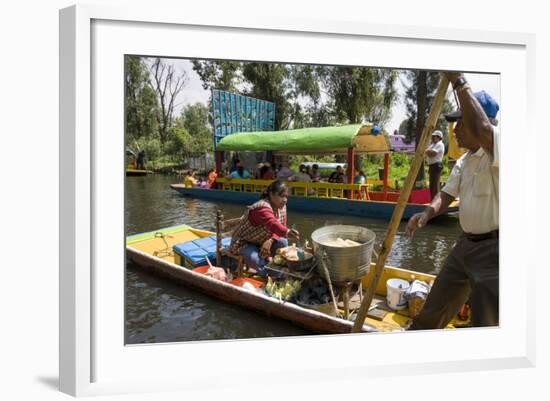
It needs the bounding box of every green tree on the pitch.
[125,56,159,143]
[165,126,192,161]
[240,63,292,129]
[403,70,453,144]
[179,102,213,154]
[148,58,188,144]
[191,60,243,92]
[318,66,398,127]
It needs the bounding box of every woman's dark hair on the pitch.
[260,179,288,199]
[259,165,269,176]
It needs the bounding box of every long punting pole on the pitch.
[352,75,449,333]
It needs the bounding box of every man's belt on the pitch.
[463,230,499,242]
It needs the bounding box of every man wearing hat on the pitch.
[425,130,445,200]
[406,72,500,329]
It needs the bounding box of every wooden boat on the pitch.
[125,147,149,176]
[126,168,148,176]
[126,224,467,334]
[171,124,459,220]
[171,180,458,220]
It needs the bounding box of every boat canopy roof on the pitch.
[216,124,391,155]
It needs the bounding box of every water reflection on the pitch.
[125,175,461,343]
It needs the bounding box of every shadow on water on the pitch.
[126,264,310,344]
[125,175,461,343]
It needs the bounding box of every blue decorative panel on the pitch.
[211,89,276,148]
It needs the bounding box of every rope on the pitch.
[153,232,174,258]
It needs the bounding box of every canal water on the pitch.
[126,175,461,344]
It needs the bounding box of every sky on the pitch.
[164,58,500,133]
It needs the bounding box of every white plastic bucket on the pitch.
[386,278,410,311]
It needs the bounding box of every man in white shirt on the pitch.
[406,72,500,329]
[425,130,445,200]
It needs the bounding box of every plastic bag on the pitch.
[206,265,228,282]
[406,280,431,318]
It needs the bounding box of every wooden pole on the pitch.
[347,147,355,199]
[383,153,389,201]
[216,209,223,266]
[351,75,449,333]
[215,151,222,173]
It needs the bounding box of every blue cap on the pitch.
[445,90,499,125]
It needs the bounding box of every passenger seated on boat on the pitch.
[292,164,314,195]
[197,176,209,188]
[228,180,300,277]
[328,165,345,183]
[229,157,240,173]
[292,164,311,183]
[184,170,198,188]
[259,163,274,180]
[205,168,217,188]
[230,163,250,179]
[255,163,264,179]
[310,164,321,182]
[276,161,295,180]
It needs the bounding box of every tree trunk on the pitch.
[415,71,427,183]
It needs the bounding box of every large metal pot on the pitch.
[311,225,376,283]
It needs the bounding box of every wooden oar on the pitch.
[351,74,450,333]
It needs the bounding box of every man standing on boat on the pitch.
[136,150,146,170]
[425,130,445,200]
[406,72,499,329]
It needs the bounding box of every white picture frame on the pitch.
[59,4,536,397]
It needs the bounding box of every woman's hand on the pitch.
[260,238,274,259]
[287,229,300,240]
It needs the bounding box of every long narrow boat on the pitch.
[171,180,458,220]
[126,168,149,176]
[127,224,466,334]
[171,124,458,220]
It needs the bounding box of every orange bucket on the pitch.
[192,265,209,274]
[230,277,264,289]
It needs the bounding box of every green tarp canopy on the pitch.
[216,124,390,154]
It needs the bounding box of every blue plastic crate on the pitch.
[173,236,233,268]
[184,248,210,268]
[173,241,200,254]
[192,236,217,248]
